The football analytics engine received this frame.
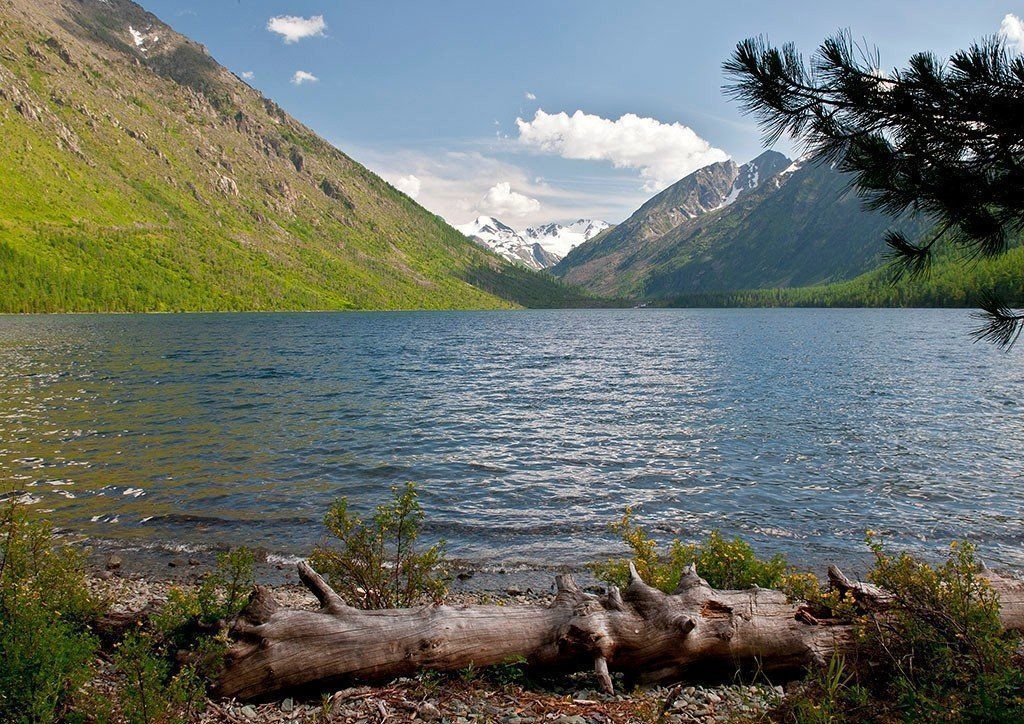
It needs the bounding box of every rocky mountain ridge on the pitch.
[552,150,926,298]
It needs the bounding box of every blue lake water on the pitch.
[1,309,1022,573]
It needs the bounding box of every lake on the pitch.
[1,309,1021,575]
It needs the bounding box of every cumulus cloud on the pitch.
[291,70,319,85]
[999,13,1024,53]
[241,71,255,80]
[267,15,327,44]
[395,174,422,199]
[516,109,729,191]
[476,182,541,217]
[525,91,537,100]
[359,147,646,228]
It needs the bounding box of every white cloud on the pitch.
[999,13,1024,53]
[291,70,319,85]
[267,15,327,44]
[241,71,255,80]
[395,174,422,199]
[516,109,729,192]
[476,182,540,217]
[359,146,647,228]
[525,91,537,100]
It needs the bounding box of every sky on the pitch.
[146,1,1024,229]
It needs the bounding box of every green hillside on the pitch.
[665,243,1024,309]
[0,0,585,312]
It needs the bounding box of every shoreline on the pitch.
[75,529,901,597]
[85,543,609,597]
[0,306,987,318]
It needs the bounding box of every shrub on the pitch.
[112,632,204,724]
[309,483,450,609]
[592,509,809,594]
[154,547,255,648]
[0,505,103,723]
[112,547,255,721]
[860,537,1024,721]
[778,539,1024,723]
[151,546,255,688]
[0,506,254,722]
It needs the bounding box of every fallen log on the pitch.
[214,561,1024,701]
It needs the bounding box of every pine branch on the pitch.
[970,294,1024,349]
[884,223,949,283]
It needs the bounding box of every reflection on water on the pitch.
[0,309,1021,570]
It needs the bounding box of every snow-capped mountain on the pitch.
[553,151,792,266]
[455,216,560,270]
[524,219,611,257]
[457,216,612,269]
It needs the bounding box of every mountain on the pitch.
[524,219,611,257]
[552,151,927,298]
[551,151,790,292]
[457,216,609,270]
[0,0,581,312]
[455,216,560,270]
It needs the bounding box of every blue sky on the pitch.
[147,1,1022,228]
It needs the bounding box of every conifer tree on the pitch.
[725,33,1024,346]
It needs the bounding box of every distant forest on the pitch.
[665,242,1024,309]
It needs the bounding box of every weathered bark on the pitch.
[214,562,1024,701]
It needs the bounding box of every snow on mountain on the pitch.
[456,216,520,251]
[455,216,560,270]
[717,150,791,210]
[457,216,611,269]
[524,219,611,257]
[127,25,160,54]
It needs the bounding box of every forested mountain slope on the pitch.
[553,154,926,300]
[0,0,582,311]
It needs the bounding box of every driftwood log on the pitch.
[214,562,1024,701]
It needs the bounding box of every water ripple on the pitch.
[0,309,1021,571]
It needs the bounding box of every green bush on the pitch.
[592,509,811,594]
[779,539,1024,723]
[861,538,1024,721]
[112,632,204,724]
[0,505,103,723]
[113,547,256,722]
[155,547,255,647]
[150,546,256,690]
[0,505,259,722]
[309,483,450,609]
